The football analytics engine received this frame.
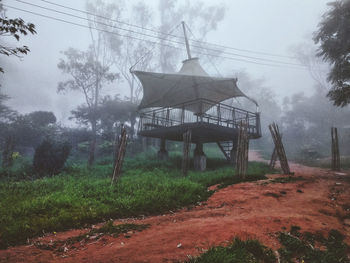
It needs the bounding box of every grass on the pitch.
[262,176,305,185]
[34,221,150,251]
[185,238,276,263]
[278,226,350,263]
[293,156,350,170]
[185,226,350,263]
[0,154,273,249]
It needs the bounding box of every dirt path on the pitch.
[1,152,350,263]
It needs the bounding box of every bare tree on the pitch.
[292,43,330,91]
[88,1,155,136]
[57,47,118,166]
[157,0,226,72]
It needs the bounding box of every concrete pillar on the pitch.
[194,142,206,171]
[142,137,147,152]
[230,138,238,166]
[157,138,168,160]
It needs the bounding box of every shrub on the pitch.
[33,139,71,176]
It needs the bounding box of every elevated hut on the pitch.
[132,22,261,171]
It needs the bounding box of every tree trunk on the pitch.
[130,117,136,139]
[2,135,15,168]
[88,119,97,166]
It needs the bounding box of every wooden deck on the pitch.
[138,99,261,143]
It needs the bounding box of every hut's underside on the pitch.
[139,122,260,143]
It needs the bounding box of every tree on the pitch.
[26,111,56,127]
[0,92,15,121]
[0,111,58,167]
[58,47,118,165]
[87,1,153,137]
[106,2,155,104]
[314,0,350,107]
[70,95,137,141]
[0,0,36,73]
[281,87,350,157]
[157,0,226,72]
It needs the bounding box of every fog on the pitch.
[1,0,329,124]
[2,1,350,253]
[2,0,350,163]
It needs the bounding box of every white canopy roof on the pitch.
[133,58,251,113]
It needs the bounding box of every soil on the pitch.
[1,151,350,263]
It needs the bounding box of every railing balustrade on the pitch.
[138,99,261,137]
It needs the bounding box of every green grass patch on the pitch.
[278,226,350,263]
[185,226,350,263]
[0,155,272,248]
[186,238,276,263]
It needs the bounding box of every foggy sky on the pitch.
[0,0,330,125]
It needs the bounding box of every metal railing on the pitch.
[138,99,261,137]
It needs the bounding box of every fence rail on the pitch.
[138,99,261,137]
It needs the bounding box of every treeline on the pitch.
[0,95,142,175]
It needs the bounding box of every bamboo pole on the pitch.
[269,134,282,169]
[269,147,277,169]
[111,127,128,186]
[331,127,340,171]
[236,121,249,178]
[268,123,291,175]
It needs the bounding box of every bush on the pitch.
[33,139,71,176]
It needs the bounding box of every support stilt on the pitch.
[194,142,206,171]
[230,139,238,166]
[182,130,192,176]
[157,138,168,160]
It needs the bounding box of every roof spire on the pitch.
[181,21,192,60]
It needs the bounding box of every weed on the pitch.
[34,221,149,251]
[268,176,305,184]
[185,238,276,263]
[89,220,149,237]
[278,226,350,263]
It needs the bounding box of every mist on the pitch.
[1,0,330,122]
[2,0,350,258]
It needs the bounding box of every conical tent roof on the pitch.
[133,58,249,113]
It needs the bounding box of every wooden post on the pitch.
[236,121,249,179]
[269,147,278,169]
[182,130,192,176]
[270,133,282,169]
[268,123,291,175]
[256,112,261,136]
[331,127,340,171]
[166,108,170,126]
[232,108,236,128]
[181,105,185,124]
[111,127,128,186]
[217,104,221,125]
[152,111,156,125]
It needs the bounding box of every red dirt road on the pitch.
[1,152,350,263]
